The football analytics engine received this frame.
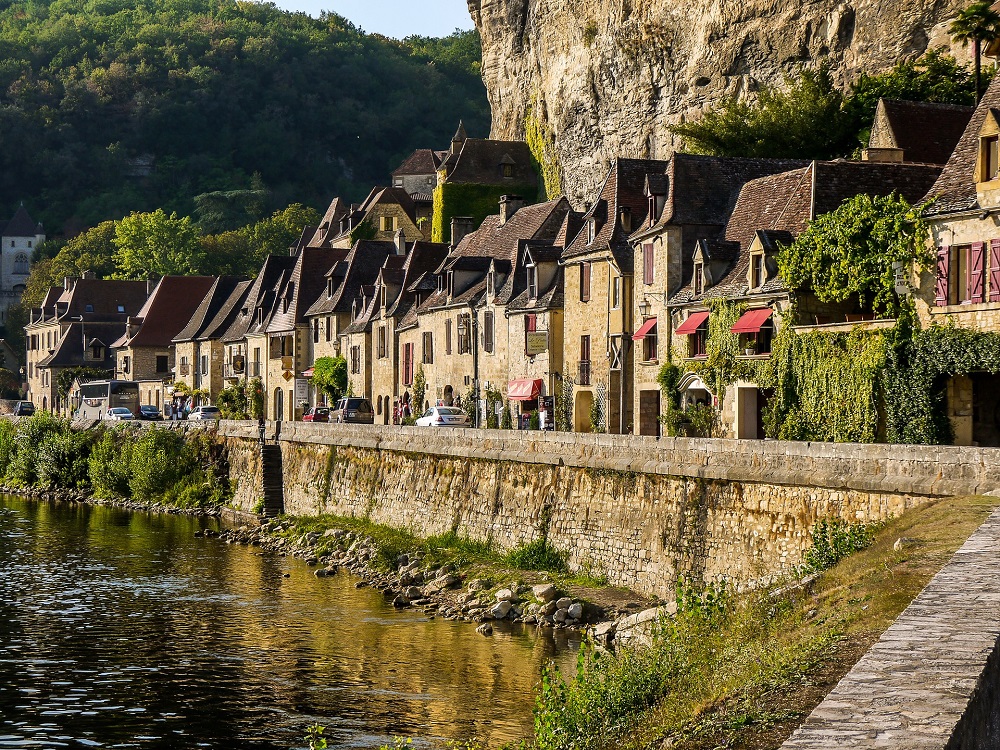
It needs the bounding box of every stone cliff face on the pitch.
[469,0,968,207]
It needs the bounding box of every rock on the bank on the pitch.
[532,583,558,602]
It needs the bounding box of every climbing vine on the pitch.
[524,94,562,200]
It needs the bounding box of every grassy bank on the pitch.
[526,495,996,750]
[0,414,230,508]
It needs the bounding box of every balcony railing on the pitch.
[578,360,591,386]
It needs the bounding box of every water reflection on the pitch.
[0,496,580,748]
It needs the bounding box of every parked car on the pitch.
[330,397,375,424]
[138,405,162,421]
[303,406,330,422]
[12,401,34,417]
[415,406,470,428]
[188,405,221,421]
[105,407,135,421]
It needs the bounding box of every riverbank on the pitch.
[0,482,222,517]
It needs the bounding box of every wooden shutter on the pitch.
[935,246,950,306]
[445,319,452,355]
[643,244,654,285]
[970,242,986,304]
[581,262,591,302]
[484,312,494,353]
[991,240,1000,302]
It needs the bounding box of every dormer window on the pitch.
[437,275,444,293]
[380,215,396,232]
[648,196,656,226]
[117,305,125,313]
[327,278,334,297]
[985,136,1000,182]
[487,270,496,296]
[527,266,537,300]
[447,272,454,297]
[694,261,704,296]
[751,253,766,289]
[502,164,514,178]
[255,308,263,325]
[85,304,94,313]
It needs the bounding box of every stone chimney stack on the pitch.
[499,195,524,225]
[450,216,475,248]
[146,278,156,296]
[63,276,77,292]
[394,228,406,255]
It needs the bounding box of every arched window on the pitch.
[13,253,28,275]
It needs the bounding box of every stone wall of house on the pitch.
[216,422,1000,598]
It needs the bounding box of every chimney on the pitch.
[82,270,96,280]
[619,206,632,233]
[146,278,156,296]
[394,228,406,255]
[499,195,524,225]
[450,216,475,248]
[63,276,76,291]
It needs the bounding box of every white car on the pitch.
[105,407,135,421]
[415,406,470,427]
[188,405,221,421]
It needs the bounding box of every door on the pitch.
[639,390,660,436]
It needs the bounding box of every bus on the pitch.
[75,380,141,420]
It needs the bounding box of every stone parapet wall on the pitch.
[214,421,1000,598]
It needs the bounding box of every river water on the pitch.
[0,495,580,749]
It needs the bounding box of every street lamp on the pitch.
[638,298,652,319]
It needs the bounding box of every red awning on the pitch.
[675,310,710,335]
[632,318,658,341]
[730,308,773,334]
[301,367,315,378]
[508,378,542,401]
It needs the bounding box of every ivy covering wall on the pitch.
[524,95,562,200]
[431,181,538,244]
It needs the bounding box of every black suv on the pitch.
[12,401,34,417]
[330,397,375,424]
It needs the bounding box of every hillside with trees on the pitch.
[0,0,489,234]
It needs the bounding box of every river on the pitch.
[0,495,580,749]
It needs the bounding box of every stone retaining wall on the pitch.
[215,422,1000,598]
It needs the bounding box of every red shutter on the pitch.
[581,263,591,302]
[970,242,986,304]
[643,244,654,285]
[991,240,1000,302]
[935,246,950,306]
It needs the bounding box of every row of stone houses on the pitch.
[23,88,1000,445]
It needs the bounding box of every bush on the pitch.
[129,427,196,501]
[800,519,879,574]
[505,538,568,573]
[88,427,134,499]
[5,413,69,487]
[36,429,95,489]
[528,410,541,430]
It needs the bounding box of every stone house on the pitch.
[667,160,941,439]
[263,247,342,421]
[399,196,570,419]
[627,154,812,436]
[25,276,149,413]
[918,74,1000,445]
[0,204,45,327]
[391,147,444,226]
[172,277,251,404]
[309,189,429,250]
[220,254,298,396]
[863,98,974,166]
[111,276,215,411]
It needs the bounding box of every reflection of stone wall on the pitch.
[219,422,1000,598]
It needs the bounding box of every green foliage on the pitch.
[672,53,983,159]
[21,221,118,308]
[799,519,879,574]
[525,95,561,200]
[57,366,111,400]
[216,379,255,420]
[882,324,1000,444]
[193,177,267,233]
[777,194,932,318]
[248,377,265,420]
[36,429,95,489]
[950,2,1000,100]
[432,181,538,243]
[504,538,568,573]
[348,216,378,244]
[312,357,348,404]
[500,401,513,430]
[589,395,604,433]
[656,362,682,409]
[0,0,489,233]
[766,328,888,443]
[128,428,195,501]
[484,385,502,429]
[5,412,67,487]
[528,410,541,430]
[556,378,573,432]
[113,209,205,279]
[88,427,134,499]
[306,724,328,750]
[412,366,427,412]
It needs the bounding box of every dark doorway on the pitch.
[638,390,660,436]
[972,372,1000,446]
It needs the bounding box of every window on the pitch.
[156,355,168,373]
[394,178,403,187]
[579,335,591,385]
[527,266,537,299]
[13,253,28,275]
[351,345,361,374]
[313,319,320,343]
[642,323,658,362]
[380,215,395,232]
[122,355,131,374]
[483,311,494,353]
[502,163,514,178]
[85,304,94,313]
[403,343,414,385]
[457,314,471,354]
[445,318,453,354]
[580,262,591,302]
[690,325,708,358]
[587,219,596,244]
[751,253,766,289]
[611,275,621,309]
[378,326,387,358]
[643,244,654,286]
[487,271,495,295]
[984,136,1000,182]
[694,262,704,296]
[201,355,208,375]
[327,278,334,298]
[422,331,434,364]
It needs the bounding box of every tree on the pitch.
[950,1,1000,102]
[777,193,933,318]
[312,356,348,404]
[112,209,205,279]
[21,220,119,308]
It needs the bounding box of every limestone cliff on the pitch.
[469,0,968,206]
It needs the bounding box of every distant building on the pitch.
[0,204,45,327]
[863,99,974,166]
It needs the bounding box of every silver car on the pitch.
[188,405,221,421]
[415,406,470,427]
[105,407,135,421]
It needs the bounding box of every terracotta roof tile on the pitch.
[871,99,974,166]
[118,276,216,348]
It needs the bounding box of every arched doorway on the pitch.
[42,396,47,412]
[443,384,454,406]
[383,396,390,424]
[274,388,284,421]
[574,391,593,433]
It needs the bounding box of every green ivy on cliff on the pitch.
[524,95,562,200]
[431,181,538,243]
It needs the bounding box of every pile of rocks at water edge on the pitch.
[437,581,596,633]
[2,484,221,516]
[586,601,679,650]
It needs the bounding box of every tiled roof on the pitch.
[391,149,442,176]
[3,204,40,237]
[39,322,121,369]
[925,75,1000,215]
[812,161,941,215]
[116,276,216,348]
[221,254,297,343]
[508,266,564,312]
[268,247,345,332]
[563,158,671,268]
[308,197,351,247]
[442,138,537,186]
[871,99,974,166]
[33,279,149,324]
[304,241,396,317]
[173,276,250,343]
